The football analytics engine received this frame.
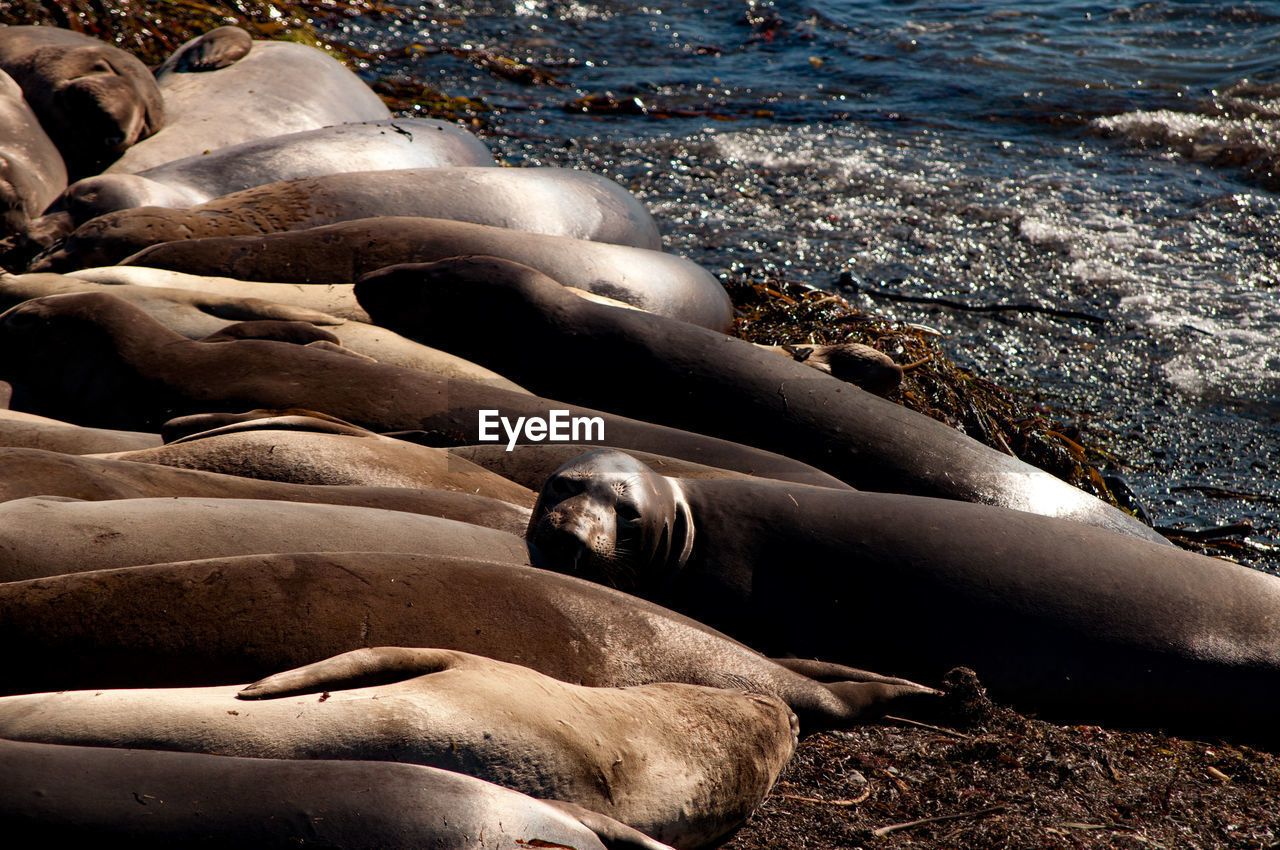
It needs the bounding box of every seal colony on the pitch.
[1,19,1278,847]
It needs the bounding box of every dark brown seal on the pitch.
[528,449,1280,746]
[353,256,1164,543]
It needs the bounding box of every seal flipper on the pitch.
[540,800,675,850]
[768,656,925,687]
[821,679,943,727]
[237,647,458,700]
[164,26,254,73]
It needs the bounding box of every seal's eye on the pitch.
[616,500,641,524]
[545,477,579,501]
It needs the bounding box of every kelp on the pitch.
[723,273,1122,505]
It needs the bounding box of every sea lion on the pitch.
[527,449,1280,745]
[0,739,672,850]
[0,407,160,454]
[354,256,1162,542]
[59,118,497,222]
[95,426,536,504]
[107,38,388,174]
[0,69,65,239]
[0,551,935,732]
[0,25,163,177]
[0,272,529,390]
[120,216,732,330]
[0,647,798,848]
[0,291,845,487]
[38,167,662,270]
[0,447,531,535]
[0,495,531,581]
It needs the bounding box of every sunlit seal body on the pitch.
[0,739,671,850]
[0,291,842,487]
[41,167,660,269]
[0,25,163,177]
[0,69,65,238]
[0,551,934,732]
[0,446,531,535]
[0,648,797,848]
[121,216,731,330]
[0,272,528,390]
[354,256,1163,542]
[0,495,530,582]
[528,450,1280,746]
[107,38,388,174]
[60,118,496,222]
[0,407,160,454]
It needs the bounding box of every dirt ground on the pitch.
[724,670,1280,849]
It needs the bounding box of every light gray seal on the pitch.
[0,647,797,848]
[107,38,388,174]
[38,166,662,269]
[60,118,496,221]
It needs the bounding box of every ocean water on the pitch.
[326,0,1280,566]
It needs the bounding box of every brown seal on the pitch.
[527,449,1280,746]
[0,495,531,582]
[0,550,936,732]
[0,291,845,488]
[0,25,163,177]
[353,255,1164,543]
[119,216,732,330]
[0,69,65,239]
[0,446,532,536]
[0,647,797,848]
[0,739,671,850]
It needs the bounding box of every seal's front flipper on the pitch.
[541,800,675,850]
[165,27,253,73]
[237,647,457,700]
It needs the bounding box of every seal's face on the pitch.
[528,449,693,592]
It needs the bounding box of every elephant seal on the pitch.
[354,256,1162,542]
[0,69,65,239]
[70,264,371,320]
[158,25,253,73]
[0,551,935,732]
[120,216,732,330]
[96,426,536,504]
[0,26,163,176]
[39,167,661,269]
[0,272,529,390]
[0,496,531,581]
[527,449,1280,745]
[0,647,797,848]
[0,291,844,487]
[0,446,531,535]
[0,407,160,454]
[107,38,389,174]
[59,119,496,222]
[0,739,671,850]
